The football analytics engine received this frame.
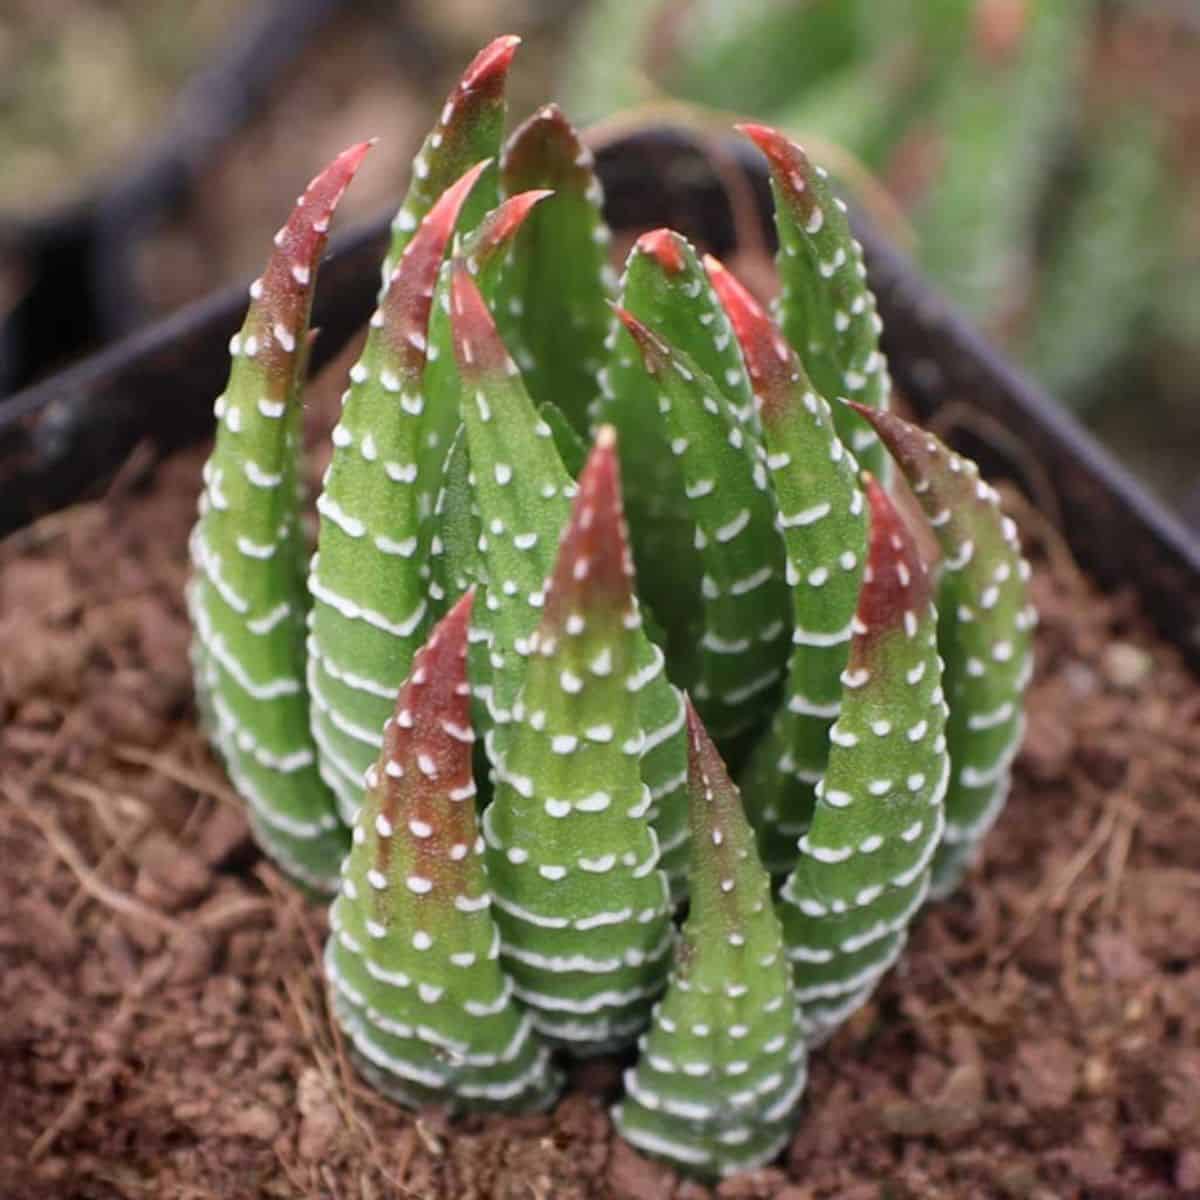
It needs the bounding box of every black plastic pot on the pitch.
[1,127,1197,671]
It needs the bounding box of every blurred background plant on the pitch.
[564,0,1200,516]
[2,0,1196,515]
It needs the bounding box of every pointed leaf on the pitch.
[778,478,948,1042]
[707,256,866,875]
[616,308,790,738]
[613,699,807,1177]
[849,404,1034,897]
[308,162,488,824]
[327,593,560,1111]
[380,36,518,282]
[739,122,891,479]
[481,430,673,1052]
[599,229,758,672]
[187,142,370,890]
[495,104,615,433]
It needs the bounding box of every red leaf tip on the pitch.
[853,475,931,649]
[634,228,687,274]
[461,35,521,94]
[541,426,634,630]
[612,306,667,373]
[379,160,489,371]
[449,259,511,375]
[705,252,797,408]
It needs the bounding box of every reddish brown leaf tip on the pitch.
[542,426,635,630]
[503,104,595,192]
[381,160,489,370]
[844,401,932,479]
[736,122,818,215]
[251,141,372,372]
[854,476,932,647]
[480,188,554,247]
[375,591,478,883]
[612,306,668,375]
[706,252,796,408]
[460,34,521,95]
[450,259,513,376]
[634,228,688,274]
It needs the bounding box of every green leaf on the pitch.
[308,163,488,825]
[481,430,673,1052]
[613,698,807,1178]
[495,104,615,433]
[740,122,892,481]
[851,404,1034,898]
[599,230,759,672]
[707,256,867,876]
[380,36,518,285]
[326,593,561,1111]
[187,142,370,891]
[778,477,948,1042]
[616,308,789,739]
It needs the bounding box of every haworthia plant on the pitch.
[739,122,891,482]
[325,592,560,1111]
[187,142,371,892]
[778,476,947,1041]
[380,34,517,287]
[615,308,789,740]
[187,44,1036,1179]
[494,103,614,434]
[706,256,867,876]
[851,405,1034,899]
[478,424,673,1053]
[307,162,488,825]
[449,260,690,900]
[613,698,808,1178]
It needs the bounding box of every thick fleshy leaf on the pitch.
[850,404,1034,897]
[778,477,948,1042]
[308,163,488,824]
[739,122,891,480]
[380,36,518,284]
[613,699,807,1177]
[707,256,866,875]
[616,308,790,738]
[326,593,560,1111]
[481,430,673,1053]
[494,104,615,433]
[418,189,553,530]
[598,229,758,674]
[450,266,690,899]
[187,142,370,891]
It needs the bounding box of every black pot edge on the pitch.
[2,125,1197,669]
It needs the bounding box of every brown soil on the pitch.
[2,415,1199,1199]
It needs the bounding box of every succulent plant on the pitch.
[187,39,1033,1180]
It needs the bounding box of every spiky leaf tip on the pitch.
[494,103,615,433]
[381,34,519,282]
[418,187,554,528]
[308,161,488,825]
[848,404,1034,898]
[738,122,891,481]
[706,254,867,876]
[779,476,948,1042]
[326,591,560,1112]
[615,306,789,739]
[614,698,807,1179]
[480,428,673,1054]
[188,141,372,891]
